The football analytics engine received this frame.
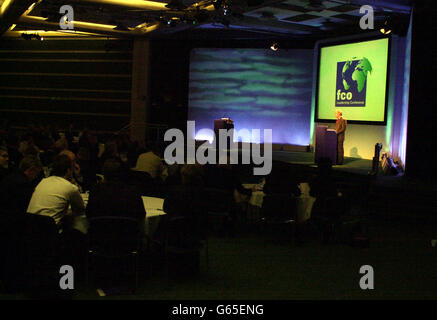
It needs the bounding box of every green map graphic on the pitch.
[342,57,372,92]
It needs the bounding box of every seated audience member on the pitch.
[99,139,119,169]
[27,154,85,228]
[64,124,76,153]
[54,136,69,153]
[0,156,42,219]
[164,163,182,187]
[309,158,350,243]
[158,164,206,246]
[204,160,251,231]
[126,140,139,169]
[309,157,340,219]
[163,164,205,218]
[204,160,251,200]
[133,142,167,181]
[86,159,145,222]
[9,139,40,172]
[259,165,300,222]
[309,158,338,200]
[0,146,9,181]
[118,134,137,168]
[77,132,99,179]
[59,149,82,191]
[0,156,42,292]
[153,165,206,276]
[76,147,97,191]
[32,124,54,152]
[12,133,40,167]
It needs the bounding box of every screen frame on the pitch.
[314,34,392,125]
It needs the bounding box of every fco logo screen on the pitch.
[335,57,372,107]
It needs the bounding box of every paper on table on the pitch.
[141,196,166,218]
[80,193,89,207]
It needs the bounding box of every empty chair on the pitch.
[23,213,61,294]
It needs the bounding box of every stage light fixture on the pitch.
[380,19,392,34]
[270,42,279,51]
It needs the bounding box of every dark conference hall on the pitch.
[0,0,436,305]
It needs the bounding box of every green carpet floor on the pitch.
[3,217,436,300]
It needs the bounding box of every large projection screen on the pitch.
[188,48,313,145]
[315,36,390,125]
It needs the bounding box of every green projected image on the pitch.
[316,37,390,124]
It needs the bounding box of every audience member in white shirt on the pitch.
[132,144,167,181]
[27,154,85,227]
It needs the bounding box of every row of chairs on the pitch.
[1,213,209,295]
[87,215,209,289]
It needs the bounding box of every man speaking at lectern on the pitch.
[335,110,347,165]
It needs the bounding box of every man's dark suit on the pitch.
[335,117,347,164]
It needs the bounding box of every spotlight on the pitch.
[380,19,392,35]
[270,42,279,51]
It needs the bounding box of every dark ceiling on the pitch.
[0,0,413,40]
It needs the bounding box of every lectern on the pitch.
[214,118,234,146]
[315,125,337,165]
[214,118,234,162]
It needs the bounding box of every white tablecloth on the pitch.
[71,194,166,234]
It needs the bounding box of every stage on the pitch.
[193,140,380,177]
[272,151,375,176]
